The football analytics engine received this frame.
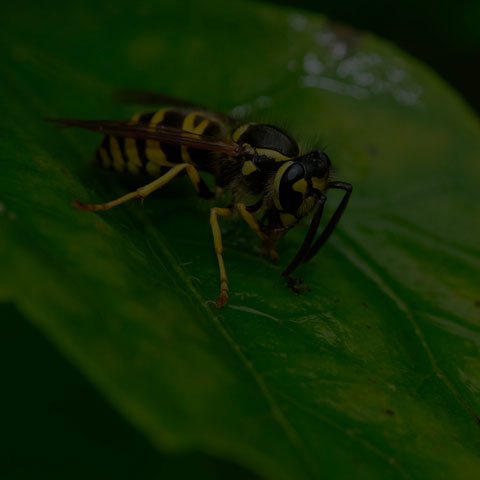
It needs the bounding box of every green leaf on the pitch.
[0,303,258,480]
[1,1,480,479]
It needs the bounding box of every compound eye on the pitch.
[279,163,306,213]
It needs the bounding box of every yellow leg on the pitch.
[236,203,278,260]
[210,206,233,307]
[184,164,214,199]
[74,163,198,211]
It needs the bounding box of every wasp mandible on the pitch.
[50,91,352,307]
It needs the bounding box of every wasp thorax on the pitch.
[233,123,300,159]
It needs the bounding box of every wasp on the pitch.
[49,90,352,307]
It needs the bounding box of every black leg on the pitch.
[196,176,215,199]
[282,193,327,278]
[303,181,352,263]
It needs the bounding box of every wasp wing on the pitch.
[112,89,236,125]
[48,117,242,156]
[113,89,207,109]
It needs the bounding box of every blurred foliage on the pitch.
[271,0,480,113]
[1,1,480,479]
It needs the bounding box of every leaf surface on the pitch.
[1,2,480,479]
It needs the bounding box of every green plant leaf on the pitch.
[0,303,258,480]
[1,1,479,479]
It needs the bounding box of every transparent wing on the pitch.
[112,89,236,124]
[48,117,242,156]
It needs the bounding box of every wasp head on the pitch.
[263,150,331,238]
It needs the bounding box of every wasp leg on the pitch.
[236,203,278,260]
[73,163,203,211]
[303,182,353,262]
[215,186,224,198]
[285,276,312,294]
[184,164,215,199]
[282,193,327,279]
[210,206,233,307]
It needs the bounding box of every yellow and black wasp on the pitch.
[50,90,352,307]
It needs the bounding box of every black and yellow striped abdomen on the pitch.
[95,108,226,177]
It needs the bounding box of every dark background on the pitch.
[271,0,480,115]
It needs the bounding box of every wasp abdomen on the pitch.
[94,108,225,178]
